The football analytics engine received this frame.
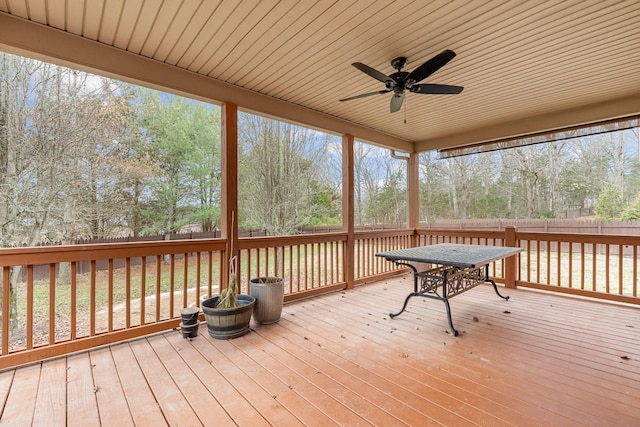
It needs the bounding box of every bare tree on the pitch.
[238,113,331,235]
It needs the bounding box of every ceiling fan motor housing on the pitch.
[391,56,407,71]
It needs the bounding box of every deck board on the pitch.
[89,347,135,427]
[238,330,380,426]
[342,284,634,425]
[0,369,14,417]
[110,342,168,426]
[33,358,66,426]
[348,281,637,425]
[148,335,235,426]
[129,338,201,426]
[250,323,426,426]
[164,332,270,427]
[190,335,305,426]
[2,363,39,426]
[281,302,548,426]
[66,352,100,427]
[1,277,639,426]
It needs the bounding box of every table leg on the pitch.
[389,262,419,319]
[442,268,459,336]
[443,296,458,336]
[389,292,420,318]
[485,265,510,300]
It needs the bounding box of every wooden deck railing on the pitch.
[353,229,415,284]
[0,227,638,368]
[418,227,640,304]
[0,239,227,368]
[516,231,640,303]
[238,233,348,301]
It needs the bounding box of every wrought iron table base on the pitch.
[389,261,509,336]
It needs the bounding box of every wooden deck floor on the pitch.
[1,275,639,426]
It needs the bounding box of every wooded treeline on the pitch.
[1,52,639,248]
[0,52,344,246]
[419,130,640,222]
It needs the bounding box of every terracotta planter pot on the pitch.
[201,294,255,339]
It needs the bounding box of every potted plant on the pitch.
[201,254,256,339]
[250,276,284,324]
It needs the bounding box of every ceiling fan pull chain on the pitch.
[404,98,407,124]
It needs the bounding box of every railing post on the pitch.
[408,152,420,247]
[221,102,238,291]
[342,134,355,289]
[505,226,518,289]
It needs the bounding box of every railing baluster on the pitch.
[71,262,77,339]
[592,243,597,292]
[618,244,623,295]
[140,257,146,326]
[26,265,34,349]
[126,258,131,328]
[287,245,293,292]
[182,253,188,309]
[568,242,573,288]
[605,244,610,294]
[634,245,638,297]
[557,240,562,287]
[196,252,201,309]
[2,267,9,355]
[108,259,114,332]
[169,254,175,318]
[304,244,308,290]
[256,248,262,279]
[546,241,551,285]
[323,242,328,286]
[310,243,315,289]
[208,251,213,299]
[536,241,540,284]
[580,242,585,290]
[156,255,162,322]
[295,244,301,293]
[526,240,531,282]
[329,242,334,284]
[50,263,56,344]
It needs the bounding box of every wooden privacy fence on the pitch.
[0,226,639,369]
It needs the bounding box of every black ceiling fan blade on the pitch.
[352,62,391,84]
[410,84,464,94]
[339,90,390,102]
[390,92,404,113]
[406,49,456,84]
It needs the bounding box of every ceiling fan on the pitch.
[339,49,463,113]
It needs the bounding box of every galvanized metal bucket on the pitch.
[250,277,284,324]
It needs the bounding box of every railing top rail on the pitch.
[417,228,506,240]
[516,230,640,244]
[355,228,414,239]
[0,238,227,266]
[238,232,348,249]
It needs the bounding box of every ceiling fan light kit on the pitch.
[340,49,464,113]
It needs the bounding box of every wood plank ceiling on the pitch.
[0,0,639,153]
